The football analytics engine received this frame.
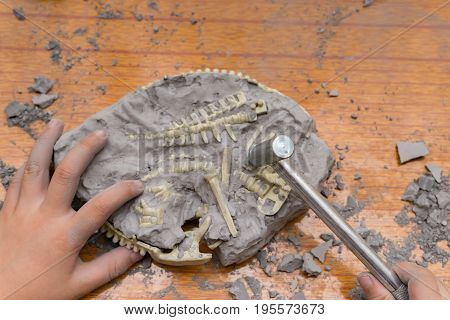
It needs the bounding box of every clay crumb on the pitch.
[362,0,374,8]
[96,85,107,95]
[334,174,345,190]
[350,113,358,119]
[302,253,322,276]
[46,40,61,63]
[287,235,301,248]
[111,59,118,66]
[396,141,429,164]
[327,89,339,97]
[269,290,279,298]
[310,240,333,263]
[229,279,250,300]
[5,101,53,138]
[73,27,88,36]
[0,160,17,189]
[244,276,262,299]
[12,7,25,21]
[425,163,442,183]
[32,94,58,109]
[29,76,55,94]
[394,209,410,226]
[277,254,303,273]
[354,172,362,180]
[290,291,306,300]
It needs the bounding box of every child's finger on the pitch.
[72,247,142,297]
[1,165,25,213]
[393,262,448,299]
[20,119,64,201]
[45,130,107,210]
[357,272,394,300]
[71,180,144,241]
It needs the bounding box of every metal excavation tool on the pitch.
[248,135,409,300]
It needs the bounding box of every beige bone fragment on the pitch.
[135,199,164,227]
[148,182,174,201]
[149,216,213,266]
[239,171,270,197]
[257,166,291,191]
[257,186,290,216]
[221,147,232,186]
[207,240,223,250]
[101,220,212,265]
[204,173,238,237]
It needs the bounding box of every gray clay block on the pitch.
[310,240,333,263]
[396,141,428,164]
[302,252,322,276]
[32,94,58,108]
[53,71,333,266]
[229,279,249,300]
[277,254,303,272]
[425,163,442,183]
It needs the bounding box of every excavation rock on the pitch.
[54,70,333,266]
[277,254,303,272]
[396,141,428,164]
[302,252,322,276]
[310,240,333,263]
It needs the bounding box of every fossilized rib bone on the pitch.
[257,166,291,191]
[204,173,238,237]
[221,147,232,186]
[238,170,290,216]
[141,160,214,182]
[135,199,164,227]
[145,110,258,141]
[101,220,212,265]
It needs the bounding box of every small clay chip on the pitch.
[277,254,303,273]
[396,141,429,164]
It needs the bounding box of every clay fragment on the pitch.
[277,254,303,273]
[0,160,17,189]
[354,172,362,180]
[5,101,26,118]
[310,240,333,263]
[363,0,374,8]
[417,175,435,191]
[290,291,306,300]
[425,163,442,183]
[12,7,25,20]
[396,141,428,164]
[287,235,301,248]
[269,290,279,298]
[302,252,322,276]
[29,76,54,94]
[244,276,262,299]
[401,181,420,201]
[229,279,250,300]
[32,94,58,109]
[46,40,61,63]
[335,174,345,190]
[327,89,339,97]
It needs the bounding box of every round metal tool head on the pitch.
[248,135,295,168]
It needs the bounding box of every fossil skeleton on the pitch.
[85,69,316,267]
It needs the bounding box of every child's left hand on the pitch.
[0,119,144,299]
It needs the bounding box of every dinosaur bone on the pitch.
[149,216,213,266]
[221,147,232,186]
[101,219,212,265]
[141,160,214,181]
[204,173,238,237]
[238,171,290,216]
[135,199,164,227]
[148,182,174,201]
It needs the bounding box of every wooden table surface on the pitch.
[0,0,448,299]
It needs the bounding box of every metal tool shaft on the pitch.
[248,135,408,299]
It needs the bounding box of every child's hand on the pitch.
[358,261,449,300]
[0,119,144,299]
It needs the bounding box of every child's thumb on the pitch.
[357,272,394,300]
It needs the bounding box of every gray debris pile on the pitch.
[0,160,17,190]
[5,76,57,138]
[395,169,449,267]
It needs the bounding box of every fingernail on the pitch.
[94,130,107,138]
[358,273,374,291]
[132,180,145,192]
[48,118,62,127]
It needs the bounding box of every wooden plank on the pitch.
[0,0,448,299]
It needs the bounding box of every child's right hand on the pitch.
[358,261,449,299]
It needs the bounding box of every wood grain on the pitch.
[0,0,448,299]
